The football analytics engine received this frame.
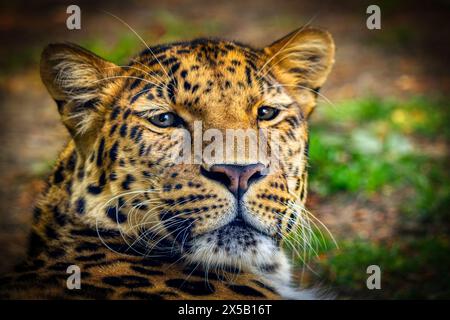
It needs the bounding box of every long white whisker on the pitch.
[256,16,317,77]
[102,11,170,78]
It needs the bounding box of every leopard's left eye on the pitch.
[257,106,280,121]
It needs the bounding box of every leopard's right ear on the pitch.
[263,28,335,117]
[40,43,120,155]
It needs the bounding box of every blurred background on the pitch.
[0,0,449,299]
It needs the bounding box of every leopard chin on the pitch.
[185,218,276,268]
[184,222,319,299]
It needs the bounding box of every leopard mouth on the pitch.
[218,215,271,238]
[195,202,273,241]
[193,213,274,252]
[183,214,280,273]
[179,201,275,259]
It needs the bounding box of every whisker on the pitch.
[256,16,317,77]
[102,11,170,79]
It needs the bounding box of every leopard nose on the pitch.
[200,163,266,197]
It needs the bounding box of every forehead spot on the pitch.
[125,40,289,114]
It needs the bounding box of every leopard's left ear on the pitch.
[263,27,335,113]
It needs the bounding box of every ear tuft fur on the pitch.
[264,27,335,90]
[40,43,119,155]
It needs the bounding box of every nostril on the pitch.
[200,166,231,189]
[247,170,264,187]
[201,163,267,197]
[238,163,266,194]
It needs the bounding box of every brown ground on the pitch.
[0,0,449,273]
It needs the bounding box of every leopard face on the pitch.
[40,28,334,282]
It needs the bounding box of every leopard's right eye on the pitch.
[148,112,182,128]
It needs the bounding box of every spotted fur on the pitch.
[0,27,334,299]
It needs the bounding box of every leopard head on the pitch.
[40,28,334,285]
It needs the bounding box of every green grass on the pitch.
[314,237,450,299]
[80,34,143,65]
[298,95,450,298]
[309,96,450,220]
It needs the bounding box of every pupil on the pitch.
[260,107,269,117]
[160,114,170,122]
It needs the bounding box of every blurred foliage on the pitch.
[309,96,450,220]
[1,46,41,76]
[81,10,222,64]
[297,96,450,299]
[368,25,417,49]
[316,237,450,299]
[1,10,222,75]
[80,33,142,65]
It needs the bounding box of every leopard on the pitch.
[0,27,335,300]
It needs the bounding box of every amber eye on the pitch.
[149,112,182,128]
[257,106,280,121]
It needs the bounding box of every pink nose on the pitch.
[201,163,266,197]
